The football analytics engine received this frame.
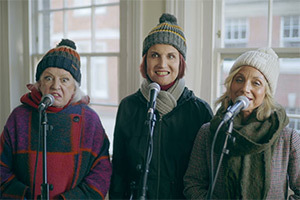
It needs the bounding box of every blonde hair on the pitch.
[215,67,277,121]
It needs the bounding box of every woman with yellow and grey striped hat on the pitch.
[109,13,213,199]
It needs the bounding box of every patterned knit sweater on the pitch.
[0,102,112,199]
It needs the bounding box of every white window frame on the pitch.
[30,0,122,107]
[224,18,248,46]
[281,15,300,47]
[176,0,300,127]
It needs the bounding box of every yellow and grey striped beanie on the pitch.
[142,13,187,59]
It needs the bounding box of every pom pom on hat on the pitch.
[142,13,187,59]
[35,39,81,84]
[159,13,177,24]
[230,47,280,96]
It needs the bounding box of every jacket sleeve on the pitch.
[183,123,211,199]
[109,102,132,199]
[60,112,112,200]
[288,129,300,200]
[0,126,30,199]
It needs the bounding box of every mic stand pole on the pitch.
[139,113,156,200]
[40,110,51,200]
[207,120,235,199]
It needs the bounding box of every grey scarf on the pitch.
[140,79,185,116]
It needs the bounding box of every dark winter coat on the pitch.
[109,88,213,199]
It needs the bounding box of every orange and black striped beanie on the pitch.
[142,13,187,59]
[35,39,81,84]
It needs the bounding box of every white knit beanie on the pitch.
[230,47,280,96]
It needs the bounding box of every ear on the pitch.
[35,81,41,91]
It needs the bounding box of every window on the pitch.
[217,0,300,131]
[282,15,300,47]
[30,0,120,153]
[225,18,248,47]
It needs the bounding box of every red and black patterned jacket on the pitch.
[0,101,112,199]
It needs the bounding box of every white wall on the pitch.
[0,0,30,130]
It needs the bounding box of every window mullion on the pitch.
[91,5,96,52]
[86,56,92,97]
[267,0,273,47]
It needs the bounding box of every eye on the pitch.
[234,76,243,83]
[62,77,69,83]
[168,54,176,59]
[253,80,262,86]
[151,53,159,58]
[44,76,53,81]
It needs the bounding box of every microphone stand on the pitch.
[139,109,157,200]
[207,119,235,199]
[40,110,51,200]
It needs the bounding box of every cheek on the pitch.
[38,83,48,95]
[146,61,154,73]
[173,64,180,74]
[229,84,238,98]
[253,88,266,106]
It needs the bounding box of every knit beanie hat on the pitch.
[142,13,187,59]
[35,39,81,84]
[229,47,280,96]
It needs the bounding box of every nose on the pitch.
[51,79,61,90]
[159,56,167,68]
[241,81,251,94]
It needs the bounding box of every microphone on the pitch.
[223,96,250,123]
[38,94,55,111]
[147,82,161,121]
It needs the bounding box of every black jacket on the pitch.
[109,88,213,199]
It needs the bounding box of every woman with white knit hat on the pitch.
[109,13,213,199]
[184,47,300,199]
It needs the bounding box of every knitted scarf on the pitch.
[140,79,185,116]
[20,84,89,113]
[210,105,289,199]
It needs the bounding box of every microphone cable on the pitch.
[31,110,43,199]
[207,120,225,199]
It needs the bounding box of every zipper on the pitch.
[155,115,163,198]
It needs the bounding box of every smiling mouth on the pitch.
[156,71,169,76]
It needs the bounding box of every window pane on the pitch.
[51,0,63,9]
[90,57,118,105]
[276,58,300,109]
[95,0,120,4]
[273,0,300,47]
[51,11,64,46]
[95,5,120,52]
[224,0,268,48]
[67,0,91,8]
[276,58,300,131]
[80,57,88,94]
[66,9,92,52]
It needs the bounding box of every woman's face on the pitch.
[38,67,76,108]
[146,44,180,86]
[230,66,267,118]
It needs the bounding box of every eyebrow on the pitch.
[236,73,265,81]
